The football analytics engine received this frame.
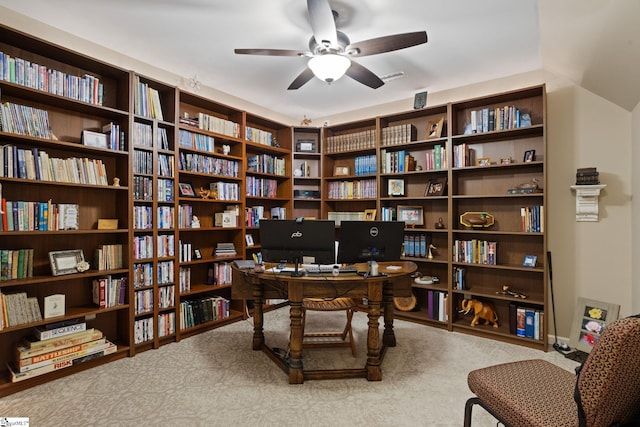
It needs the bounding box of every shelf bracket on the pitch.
[570,184,606,222]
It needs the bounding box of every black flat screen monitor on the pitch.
[337,221,405,264]
[259,219,336,266]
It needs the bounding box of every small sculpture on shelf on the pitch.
[192,215,200,228]
[113,177,120,187]
[427,244,437,260]
[507,178,540,194]
[198,187,211,199]
[76,260,90,273]
[221,144,231,155]
[496,285,528,299]
[460,298,499,328]
[460,212,495,228]
[300,115,312,126]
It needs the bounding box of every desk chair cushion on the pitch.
[467,359,577,426]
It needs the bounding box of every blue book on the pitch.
[525,308,535,338]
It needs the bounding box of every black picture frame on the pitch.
[295,139,316,152]
[425,177,447,197]
[524,150,536,163]
[178,182,195,197]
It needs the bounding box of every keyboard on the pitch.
[303,265,358,275]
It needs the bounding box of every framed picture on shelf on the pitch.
[425,177,447,197]
[334,166,350,176]
[523,255,537,267]
[363,209,377,221]
[397,205,424,226]
[178,182,196,197]
[388,179,405,196]
[569,297,620,354]
[296,139,316,152]
[476,157,491,167]
[426,116,444,139]
[245,234,255,246]
[193,248,202,259]
[500,157,512,165]
[49,250,86,276]
[81,130,107,149]
[524,150,536,162]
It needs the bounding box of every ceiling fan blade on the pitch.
[346,31,428,57]
[288,68,315,90]
[234,48,306,57]
[345,61,384,89]
[307,0,337,47]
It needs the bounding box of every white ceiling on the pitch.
[1,0,638,123]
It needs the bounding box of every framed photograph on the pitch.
[524,149,536,163]
[397,205,424,226]
[296,139,316,152]
[334,166,350,176]
[81,130,107,149]
[500,157,512,165]
[427,116,445,139]
[477,157,491,167]
[413,91,427,109]
[49,250,85,276]
[245,234,255,246]
[425,177,447,197]
[193,248,203,260]
[388,178,405,196]
[569,297,620,354]
[178,182,196,197]
[363,209,377,221]
[523,255,537,267]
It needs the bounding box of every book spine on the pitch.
[17,340,112,372]
[35,322,86,340]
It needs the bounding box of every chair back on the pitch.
[576,316,640,426]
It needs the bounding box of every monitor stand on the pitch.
[290,256,304,277]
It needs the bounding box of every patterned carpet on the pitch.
[0,308,579,426]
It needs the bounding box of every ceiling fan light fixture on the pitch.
[308,54,351,83]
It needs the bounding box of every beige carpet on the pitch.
[0,307,579,426]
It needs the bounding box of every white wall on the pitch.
[2,9,635,339]
[632,103,640,315]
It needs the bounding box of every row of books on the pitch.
[133,147,153,174]
[511,303,544,340]
[427,290,448,322]
[132,176,153,201]
[92,276,127,309]
[207,262,233,286]
[157,206,174,229]
[158,178,174,202]
[380,123,417,147]
[245,205,266,227]
[453,239,497,265]
[325,129,376,153]
[327,210,365,225]
[326,178,377,200]
[453,144,475,168]
[157,235,175,258]
[179,266,191,292]
[180,296,230,329]
[179,152,239,177]
[157,261,174,285]
[210,181,240,201]
[520,206,544,233]
[0,51,104,106]
[245,126,274,146]
[133,206,152,229]
[468,106,531,134]
[158,312,176,338]
[177,204,196,229]
[1,144,108,185]
[134,317,153,344]
[134,288,154,315]
[0,200,79,231]
[0,290,42,329]
[132,122,153,147]
[247,154,286,176]
[0,248,34,281]
[195,112,240,138]
[10,326,117,382]
[100,122,126,151]
[452,267,466,290]
[133,262,153,289]
[134,76,164,120]
[246,176,278,198]
[353,154,377,175]
[403,233,431,258]
[380,207,397,222]
[0,101,52,139]
[94,244,124,271]
[380,149,417,173]
[424,145,448,171]
[133,235,154,260]
[179,129,215,152]
[157,153,175,178]
[158,285,175,309]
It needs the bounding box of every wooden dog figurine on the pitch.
[461,298,499,328]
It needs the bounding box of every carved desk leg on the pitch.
[288,281,304,384]
[366,281,383,381]
[252,284,264,351]
[382,281,396,347]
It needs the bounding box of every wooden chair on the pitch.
[463,316,640,426]
[302,297,357,357]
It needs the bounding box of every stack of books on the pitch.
[576,167,600,185]
[214,242,236,258]
[8,319,116,382]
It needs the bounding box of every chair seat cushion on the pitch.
[467,359,578,427]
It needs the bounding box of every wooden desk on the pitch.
[232,261,417,384]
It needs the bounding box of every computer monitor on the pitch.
[259,219,336,274]
[337,221,406,264]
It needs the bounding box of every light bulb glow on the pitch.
[308,54,351,83]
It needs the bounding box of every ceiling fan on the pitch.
[234,0,427,90]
